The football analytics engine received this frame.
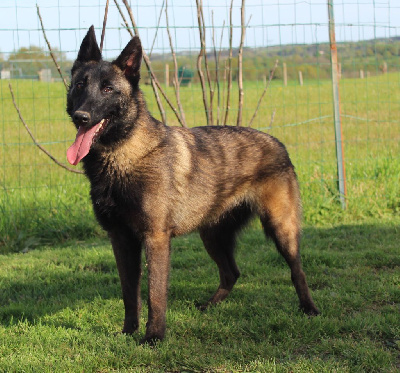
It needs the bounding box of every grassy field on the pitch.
[0,74,399,370]
[1,74,399,252]
[0,220,399,371]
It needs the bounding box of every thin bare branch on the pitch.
[269,108,276,131]
[149,79,167,123]
[165,0,187,127]
[246,14,253,30]
[119,0,190,127]
[248,59,279,127]
[36,5,68,90]
[223,0,234,126]
[8,83,83,175]
[114,2,168,126]
[114,0,134,37]
[121,0,138,35]
[200,3,214,125]
[211,12,220,125]
[178,66,186,86]
[216,24,226,125]
[236,0,246,127]
[149,0,165,58]
[118,0,168,124]
[221,60,227,122]
[195,0,210,126]
[100,0,110,53]
[144,60,187,127]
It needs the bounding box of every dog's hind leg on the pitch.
[109,226,143,334]
[259,175,320,316]
[199,204,253,310]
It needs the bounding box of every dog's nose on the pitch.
[73,111,91,125]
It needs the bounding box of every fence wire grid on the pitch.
[0,0,399,251]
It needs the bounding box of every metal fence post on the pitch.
[328,0,347,209]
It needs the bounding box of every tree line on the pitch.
[1,37,398,82]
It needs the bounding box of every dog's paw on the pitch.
[121,319,139,335]
[139,335,162,347]
[301,304,320,316]
[195,301,209,312]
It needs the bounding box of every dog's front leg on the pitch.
[142,231,171,344]
[109,227,143,334]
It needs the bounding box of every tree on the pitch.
[7,46,71,78]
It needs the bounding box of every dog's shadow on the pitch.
[0,235,209,331]
[0,246,118,328]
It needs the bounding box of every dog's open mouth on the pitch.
[67,118,109,165]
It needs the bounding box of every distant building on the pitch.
[1,70,11,79]
[38,69,52,82]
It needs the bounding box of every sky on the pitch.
[1,0,400,61]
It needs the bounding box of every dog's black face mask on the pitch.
[66,26,142,165]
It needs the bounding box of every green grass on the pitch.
[0,75,399,370]
[0,220,399,371]
[1,74,399,252]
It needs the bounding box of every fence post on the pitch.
[283,62,287,86]
[328,0,347,209]
[298,71,303,86]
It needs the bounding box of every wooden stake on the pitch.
[298,71,303,86]
[283,62,287,86]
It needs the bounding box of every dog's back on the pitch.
[160,125,297,235]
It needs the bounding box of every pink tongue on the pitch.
[67,122,102,165]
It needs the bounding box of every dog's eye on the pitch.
[103,86,113,93]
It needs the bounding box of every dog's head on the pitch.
[67,26,143,165]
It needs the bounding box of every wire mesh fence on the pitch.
[0,0,399,252]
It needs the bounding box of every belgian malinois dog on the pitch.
[66,26,319,343]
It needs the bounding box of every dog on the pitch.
[66,26,319,344]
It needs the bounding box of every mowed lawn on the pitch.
[0,74,399,371]
[0,221,399,371]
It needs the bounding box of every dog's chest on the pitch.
[87,158,148,231]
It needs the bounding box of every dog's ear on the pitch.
[77,26,101,63]
[112,36,142,85]
[71,26,101,75]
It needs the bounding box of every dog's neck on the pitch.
[106,115,166,163]
[83,109,167,179]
